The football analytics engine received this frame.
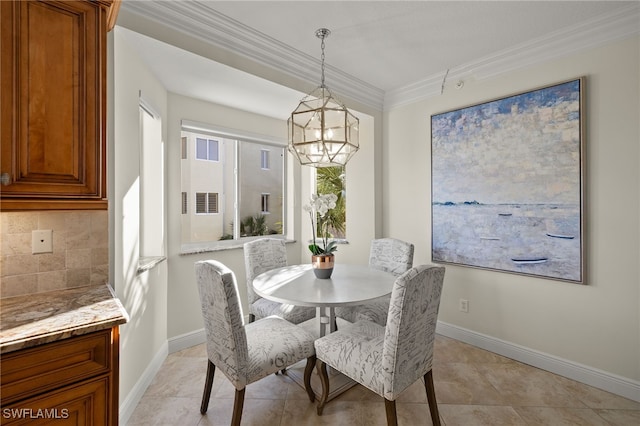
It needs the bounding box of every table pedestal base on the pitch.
[287,317,357,401]
[284,359,356,401]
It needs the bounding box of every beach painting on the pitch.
[431,78,585,284]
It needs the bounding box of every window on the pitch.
[196,192,218,214]
[261,149,270,169]
[196,137,219,161]
[139,99,164,257]
[182,192,187,214]
[180,122,285,247]
[316,166,346,239]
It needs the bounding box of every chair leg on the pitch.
[384,399,398,426]
[200,360,216,414]
[424,370,441,426]
[231,388,246,426]
[315,360,330,415]
[303,355,316,402]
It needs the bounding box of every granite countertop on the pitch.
[0,284,129,354]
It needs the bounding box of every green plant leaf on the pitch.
[324,240,338,253]
[308,244,323,255]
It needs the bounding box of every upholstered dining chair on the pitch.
[195,260,317,425]
[244,238,316,323]
[335,238,414,326]
[315,264,445,426]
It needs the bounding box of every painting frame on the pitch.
[430,77,586,284]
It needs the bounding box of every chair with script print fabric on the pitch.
[335,238,414,326]
[195,260,316,426]
[315,264,445,426]
[244,238,316,323]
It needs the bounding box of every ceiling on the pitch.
[118,1,639,119]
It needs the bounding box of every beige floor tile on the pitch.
[127,396,203,426]
[198,398,285,426]
[477,361,587,407]
[396,402,441,425]
[552,374,640,410]
[144,356,209,399]
[514,406,612,425]
[593,408,640,426]
[283,399,362,425]
[434,362,505,405]
[439,404,528,425]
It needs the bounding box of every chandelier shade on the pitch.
[287,29,359,167]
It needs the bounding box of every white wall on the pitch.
[383,36,639,384]
[111,28,169,416]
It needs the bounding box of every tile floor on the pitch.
[127,335,640,425]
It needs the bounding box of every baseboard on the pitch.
[119,341,168,425]
[167,328,206,354]
[436,321,640,402]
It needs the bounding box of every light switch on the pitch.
[32,229,53,254]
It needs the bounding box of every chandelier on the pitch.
[287,28,359,167]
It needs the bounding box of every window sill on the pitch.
[138,256,167,273]
[180,237,295,255]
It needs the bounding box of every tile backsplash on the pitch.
[0,210,109,298]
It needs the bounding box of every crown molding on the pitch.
[121,2,638,112]
[384,3,640,110]
[120,1,385,110]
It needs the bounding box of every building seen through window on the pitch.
[180,126,285,246]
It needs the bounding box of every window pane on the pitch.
[261,150,270,169]
[196,138,208,160]
[196,192,206,214]
[209,139,219,161]
[208,192,218,213]
[181,127,285,246]
[239,142,284,236]
[316,166,346,239]
[139,104,164,257]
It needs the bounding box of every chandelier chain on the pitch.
[320,37,326,88]
[315,28,330,88]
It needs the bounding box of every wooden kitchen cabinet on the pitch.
[0,0,118,211]
[0,328,120,425]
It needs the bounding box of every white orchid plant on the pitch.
[303,193,339,255]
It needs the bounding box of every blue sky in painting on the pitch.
[431,80,581,205]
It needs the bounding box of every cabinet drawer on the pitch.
[0,330,112,405]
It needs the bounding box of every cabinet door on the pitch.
[0,377,109,425]
[0,0,108,210]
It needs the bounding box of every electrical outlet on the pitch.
[459,299,469,313]
[32,229,53,254]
